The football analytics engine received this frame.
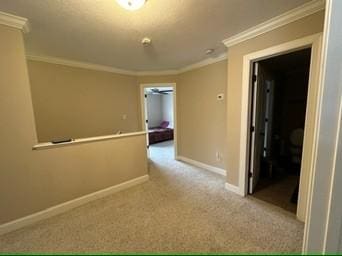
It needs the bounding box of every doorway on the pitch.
[239,34,322,221]
[248,48,311,214]
[140,83,177,159]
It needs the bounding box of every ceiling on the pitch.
[0,0,311,71]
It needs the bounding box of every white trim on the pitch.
[0,11,30,33]
[26,55,137,76]
[136,70,179,76]
[225,182,244,196]
[140,83,178,158]
[239,33,323,221]
[179,53,227,73]
[32,131,147,150]
[303,0,342,252]
[26,53,227,76]
[324,93,342,252]
[0,175,149,235]
[222,0,325,48]
[297,35,323,222]
[176,156,226,177]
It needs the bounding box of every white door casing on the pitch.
[239,33,323,223]
[140,83,178,159]
[249,62,263,193]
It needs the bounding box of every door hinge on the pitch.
[248,172,253,178]
[251,126,255,132]
[252,74,257,82]
[144,94,147,98]
[147,145,149,149]
[145,120,148,123]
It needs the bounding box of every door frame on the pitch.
[239,33,323,221]
[248,62,261,194]
[140,83,178,159]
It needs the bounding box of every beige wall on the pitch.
[136,65,227,170]
[0,25,148,224]
[28,59,226,174]
[28,65,179,143]
[28,60,140,142]
[178,61,227,169]
[137,75,178,85]
[226,11,325,185]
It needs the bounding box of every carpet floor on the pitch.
[0,141,304,253]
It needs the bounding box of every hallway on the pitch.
[0,141,303,253]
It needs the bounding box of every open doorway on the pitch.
[248,48,311,214]
[141,84,177,160]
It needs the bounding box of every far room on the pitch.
[142,85,176,159]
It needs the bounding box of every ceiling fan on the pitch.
[151,88,173,94]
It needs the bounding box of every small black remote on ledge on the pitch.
[51,139,73,144]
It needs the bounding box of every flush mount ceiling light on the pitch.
[116,0,146,11]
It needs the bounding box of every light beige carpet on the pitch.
[0,141,303,253]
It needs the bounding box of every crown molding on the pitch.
[135,69,179,76]
[222,0,325,48]
[0,11,30,33]
[26,52,227,76]
[27,55,137,75]
[179,53,227,73]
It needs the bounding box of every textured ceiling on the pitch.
[0,0,311,71]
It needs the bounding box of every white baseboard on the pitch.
[0,175,149,235]
[225,182,244,196]
[176,155,226,176]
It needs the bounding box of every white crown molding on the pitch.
[26,52,227,76]
[222,0,325,48]
[0,11,30,33]
[26,55,137,76]
[136,69,179,76]
[179,53,227,73]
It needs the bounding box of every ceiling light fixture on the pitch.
[116,0,146,11]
